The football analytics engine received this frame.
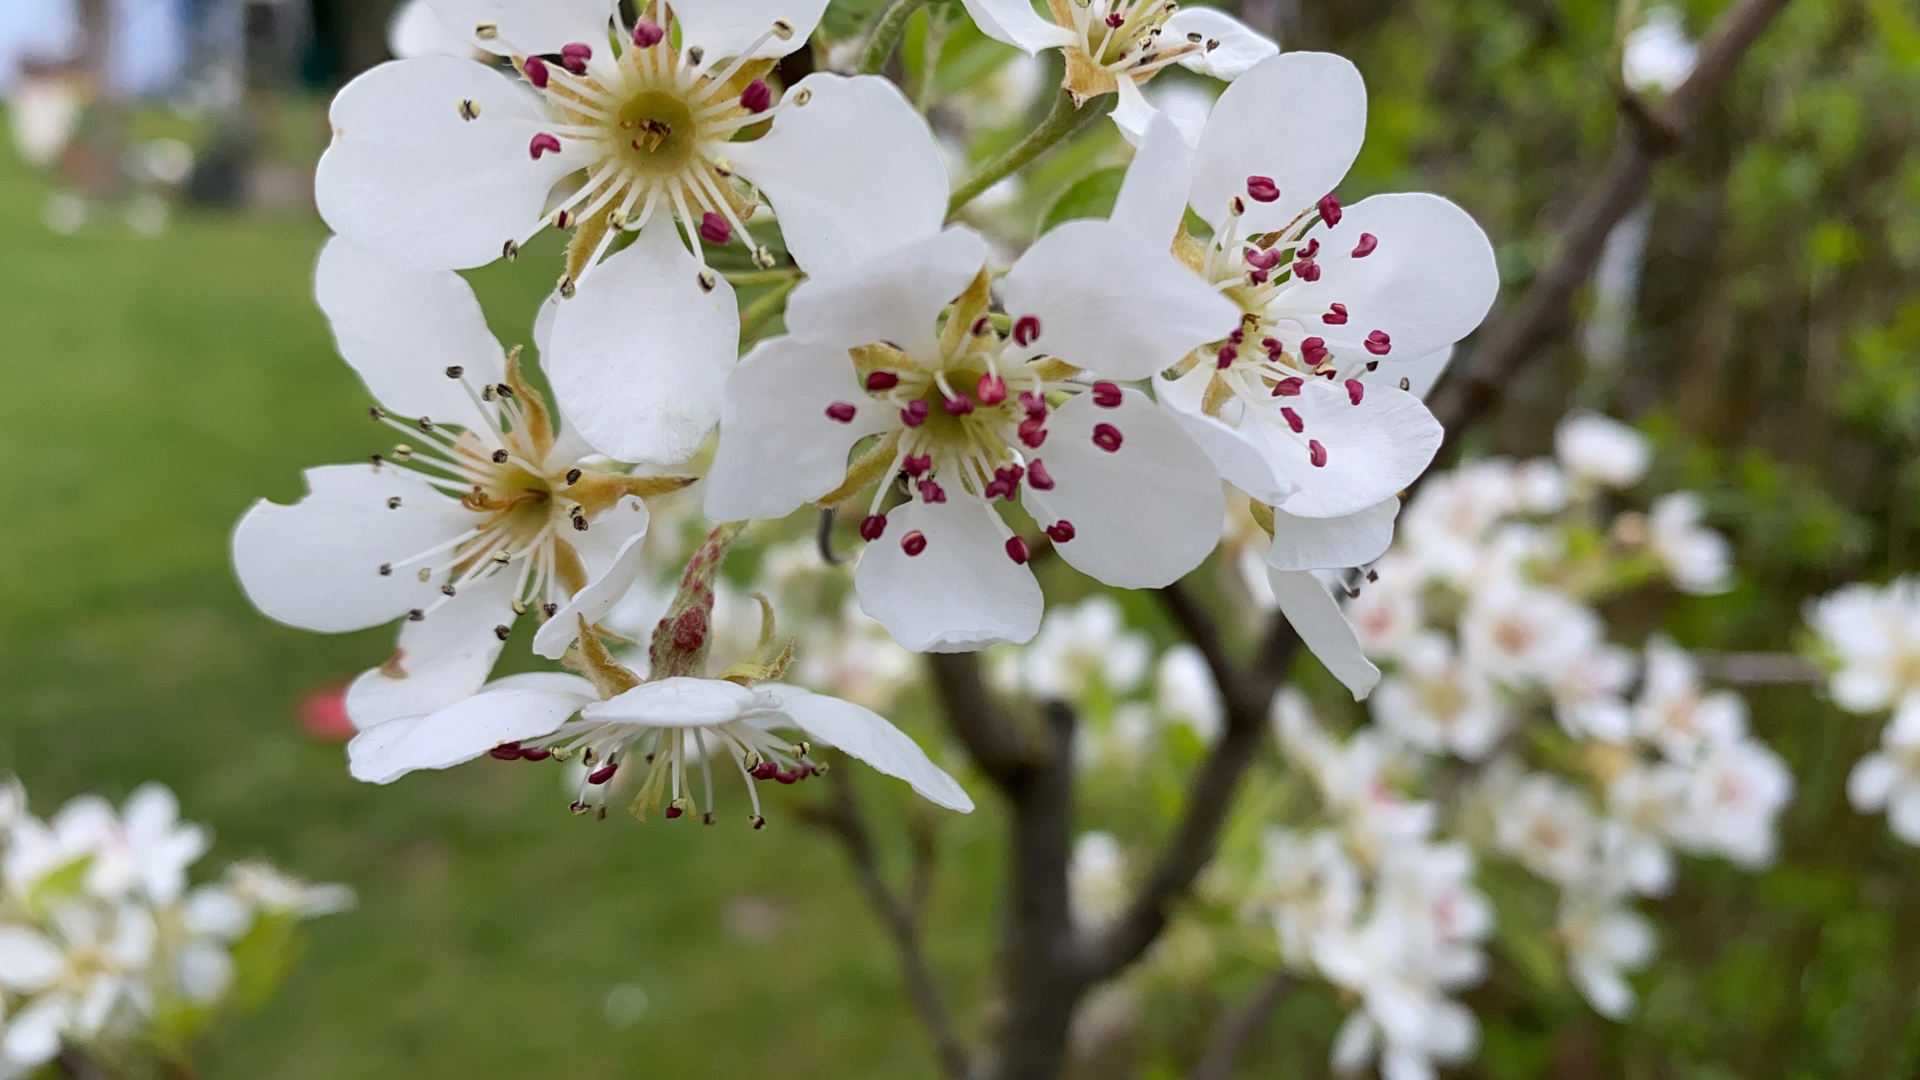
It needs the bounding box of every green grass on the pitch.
[0,140,996,1079]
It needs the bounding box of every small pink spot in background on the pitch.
[301,685,355,742]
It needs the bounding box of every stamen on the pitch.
[1309,440,1328,467]
[824,401,857,423]
[740,79,772,113]
[902,531,928,556]
[632,20,664,47]
[523,56,550,88]
[1281,407,1304,433]
[916,479,947,503]
[901,400,930,427]
[1352,233,1379,258]
[1216,344,1238,369]
[1318,193,1343,226]
[975,373,1008,406]
[860,514,888,541]
[866,371,899,391]
[1271,376,1303,397]
[1301,338,1330,365]
[1346,379,1366,405]
[1365,330,1392,356]
[1323,303,1349,325]
[1045,520,1076,543]
[1246,175,1280,203]
[1091,382,1123,408]
[560,42,592,76]
[903,453,932,476]
[699,212,733,246]
[1013,315,1042,347]
[1005,536,1030,564]
[529,133,562,160]
[1092,423,1123,452]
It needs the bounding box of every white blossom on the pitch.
[1648,491,1732,595]
[1554,412,1651,490]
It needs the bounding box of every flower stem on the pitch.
[946,88,1115,218]
[857,0,930,75]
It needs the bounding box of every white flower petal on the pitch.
[1110,110,1194,246]
[0,928,64,992]
[760,684,973,811]
[389,0,473,59]
[1033,390,1224,588]
[782,227,989,358]
[1000,219,1240,380]
[315,57,574,270]
[1268,567,1380,699]
[1154,365,1299,505]
[1162,7,1279,79]
[532,505,651,660]
[232,465,473,632]
[422,0,608,55]
[728,74,949,277]
[1282,193,1500,363]
[671,0,829,61]
[1268,381,1442,519]
[1191,52,1366,232]
[1891,789,1920,844]
[581,676,761,727]
[346,569,519,728]
[1267,498,1399,571]
[547,221,738,464]
[3,997,67,1067]
[856,496,1043,652]
[1847,754,1898,812]
[564,493,652,582]
[1109,75,1159,148]
[705,337,897,522]
[348,672,596,783]
[1361,344,1452,401]
[314,235,507,430]
[956,0,1078,52]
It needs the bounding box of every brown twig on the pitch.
[928,651,1039,792]
[1188,971,1295,1080]
[799,763,973,1080]
[1690,650,1825,685]
[1426,0,1796,443]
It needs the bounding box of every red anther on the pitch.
[672,608,707,652]
[1105,11,1125,26]
[699,212,732,245]
[859,514,888,541]
[1301,337,1329,364]
[740,78,772,114]
[1092,423,1123,452]
[1261,336,1282,353]
[971,315,992,335]
[1345,379,1366,405]
[664,805,684,819]
[560,42,592,74]
[1318,193,1343,226]
[1228,327,1245,345]
[1045,520,1076,543]
[1005,536,1030,564]
[1027,459,1055,490]
[1019,392,1048,420]
[1309,439,1328,467]
[902,453,932,476]
[555,209,572,229]
[1018,420,1048,448]
[489,743,523,760]
[1246,175,1280,203]
[1300,238,1320,259]
[774,768,801,785]
[1216,344,1238,369]
[901,399,929,427]
[588,763,618,785]
[1013,315,1042,346]
[901,531,927,556]
[1091,382,1123,408]
[1365,330,1392,355]
[975,372,1008,405]
[824,401,857,423]
[1323,302,1349,325]
[1245,247,1282,270]
[1293,259,1322,282]
[751,761,779,780]
[519,748,552,761]
[1271,376,1303,397]
[522,56,550,87]
[984,465,1025,501]
[942,393,975,416]
[866,371,899,391]
[1249,269,1270,285]
[916,478,947,503]
[1352,233,1379,258]
[1281,407,1304,433]
[632,19,665,47]
[529,133,562,159]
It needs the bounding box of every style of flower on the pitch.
[702,223,1237,652]
[956,0,1276,142]
[233,239,687,732]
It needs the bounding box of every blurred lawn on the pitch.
[0,134,994,1079]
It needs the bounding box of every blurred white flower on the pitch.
[1809,579,1920,713]
[1346,555,1424,659]
[1372,634,1509,760]
[1155,645,1223,741]
[1460,584,1601,686]
[1258,828,1361,967]
[1847,697,1920,843]
[1069,832,1128,928]
[1558,895,1655,1020]
[1493,774,1597,886]
[1632,638,1746,762]
[1648,492,1732,595]
[0,901,157,1073]
[386,0,474,59]
[1669,738,1792,868]
[1623,7,1698,94]
[999,596,1153,701]
[1554,413,1650,490]
[1549,644,1636,743]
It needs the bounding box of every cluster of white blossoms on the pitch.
[232,0,1503,825]
[0,780,349,1076]
[1235,415,1789,1079]
[1806,578,1920,844]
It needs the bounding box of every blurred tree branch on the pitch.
[1188,971,1295,1080]
[1426,0,1797,447]
[799,761,972,1080]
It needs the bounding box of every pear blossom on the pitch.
[0,902,157,1073]
[702,223,1235,652]
[234,239,682,732]
[1632,637,1747,762]
[1371,633,1509,760]
[1068,831,1129,928]
[1548,643,1636,743]
[1492,773,1597,886]
[1623,7,1698,94]
[1459,583,1602,685]
[1845,697,1920,843]
[956,0,1276,142]
[994,596,1153,699]
[1257,828,1360,966]
[1155,644,1224,741]
[1646,491,1732,595]
[1668,738,1792,868]
[1558,895,1655,1020]
[1554,412,1650,490]
[1807,578,1920,713]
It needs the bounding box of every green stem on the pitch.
[946,89,1115,218]
[739,276,801,344]
[722,268,800,287]
[915,6,953,114]
[857,0,930,75]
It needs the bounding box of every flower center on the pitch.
[612,88,700,177]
